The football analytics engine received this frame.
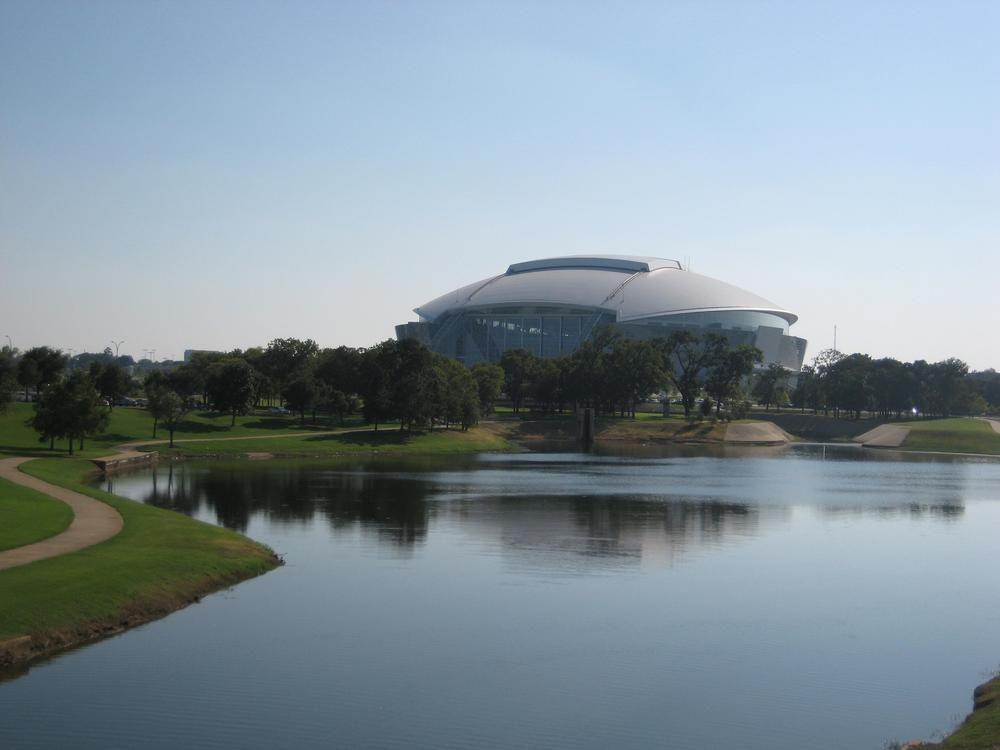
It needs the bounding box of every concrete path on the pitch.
[0,427,367,571]
[0,457,123,572]
[104,429,354,455]
[982,418,1000,434]
[854,424,910,448]
[725,422,791,444]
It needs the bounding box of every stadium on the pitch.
[396,255,806,370]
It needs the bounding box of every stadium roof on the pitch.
[414,255,798,326]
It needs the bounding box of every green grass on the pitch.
[920,675,1000,749]
[147,425,513,457]
[0,477,74,551]
[0,458,278,645]
[901,418,1000,455]
[0,402,361,459]
[1,402,510,459]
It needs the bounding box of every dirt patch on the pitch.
[983,418,1000,435]
[855,424,910,448]
[724,422,791,445]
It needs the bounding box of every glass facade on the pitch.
[408,307,805,370]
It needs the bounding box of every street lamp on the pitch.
[111,340,124,358]
[3,335,11,351]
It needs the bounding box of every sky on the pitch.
[1,1,998,368]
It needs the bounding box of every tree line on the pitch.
[3,334,999,455]
[791,350,991,419]
[497,328,763,419]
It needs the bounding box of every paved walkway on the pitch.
[0,457,124,572]
[725,422,791,444]
[854,424,910,448]
[982,418,1000,434]
[1,427,367,571]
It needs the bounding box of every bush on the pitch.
[729,399,751,420]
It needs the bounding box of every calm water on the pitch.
[4,446,1000,749]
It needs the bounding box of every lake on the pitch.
[3,445,1000,749]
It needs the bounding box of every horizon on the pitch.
[2,1,998,368]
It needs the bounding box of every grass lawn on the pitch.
[146,425,513,457]
[0,458,278,648]
[0,477,74,552]
[485,412,736,446]
[901,418,1000,455]
[599,417,728,442]
[0,402,361,459]
[919,676,1000,749]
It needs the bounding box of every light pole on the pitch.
[111,340,124,358]
[3,335,11,351]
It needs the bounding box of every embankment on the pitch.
[0,459,281,674]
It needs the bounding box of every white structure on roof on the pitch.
[396,255,806,369]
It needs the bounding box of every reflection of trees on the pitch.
[107,455,972,565]
[480,495,767,569]
[319,473,430,547]
[820,503,964,520]
[122,463,432,545]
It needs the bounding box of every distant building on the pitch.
[396,255,806,369]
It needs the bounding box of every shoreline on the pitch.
[4,422,999,746]
[0,559,278,677]
[0,459,282,676]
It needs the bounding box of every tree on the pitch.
[813,349,844,416]
[393,339,436,431]
[92,361,131,410]
[29,383,70,450]
[18,347,67,400]
[283,377,320,426]
[359,340,399,431]
[323,389,351,426]
[16,356,39,403]
[315,346,363,399]
[145,372,177,439]
[206,358,256,426]
[0,347,16,414]
[155,390,190,448]
[30,373,107,454]
[705,343,762,415]
[753,364,791,411]
[657,332,717,418]
[606,339,664,417]
[166,366,202,406]
[260,338,319,405]
[471,363,504,415]
[67,373,109,451]
[500,349,538,414]
[791,365,820,414]
[529,359,563,414]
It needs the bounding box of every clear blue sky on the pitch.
[2,1,997,367]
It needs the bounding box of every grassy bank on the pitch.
[912,676,1000,749]
[0,458,280,670]
[487,413,736,448]
[0,477,74,551]
[901,418,1000,456]
[145,426,512,457]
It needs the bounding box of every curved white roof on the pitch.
[415,255,797,325]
